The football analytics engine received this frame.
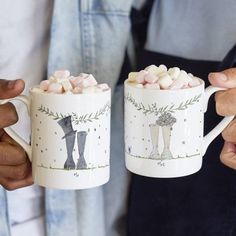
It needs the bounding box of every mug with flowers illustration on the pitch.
[124,80,234,178]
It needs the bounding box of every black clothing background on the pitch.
[127,50,236,236]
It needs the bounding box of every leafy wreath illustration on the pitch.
[125,93,202,160]
[38,101,111,124]
[124,93,201,116]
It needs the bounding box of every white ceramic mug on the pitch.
[1,89,111,189]
[124,80,234,178]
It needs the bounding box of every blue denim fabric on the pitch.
[46,1,132,236]
[48,0,132,90]
[0,187,10,236]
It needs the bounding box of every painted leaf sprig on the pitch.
[38,102,110,124]
[73,102,111,125]
[173,94,201,111]
[125,93,201,116]
[38,105,67,120]
[125,94,156,115]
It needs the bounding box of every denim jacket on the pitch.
[0,1,133,236]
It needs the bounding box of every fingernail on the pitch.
[7,80,16,89]
[210,72,228,81]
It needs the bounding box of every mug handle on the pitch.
[0,95,32,161]
[202,86,234,155]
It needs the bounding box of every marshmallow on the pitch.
[31,87,44,93]
[168,67,180,80]
[182,84,190,89]
[61,80,73,92]
[188,73,194,78]
[54,77,70,84]
[79,73,90,78]
[126,64,202,90]
[82,86,96,94]
[72,87,82,94]
[82,86,103,93]
[47,83,64,94]
[94,87,103,93]
[33,70,109,94]
[145,64,167,76]
[134,83,144,88]
[64,91,73,95]
[158,74,173,89]
[53,70,70,78]
[177,70,192,86]
[127,72,138,82]
[49,76,56,82]
[144,65,160,75]
[135,70,148,84]
[144,72,158,84]
[157,72,168,79]
[158,64,167,72]
[189,77,201,87]
[69,76,83,88]
[97,83,110,91]
[39,80,50,91]
[80,74,98,88]
[144,83,160,90]
[169,79,184,90]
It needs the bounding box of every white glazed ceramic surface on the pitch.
[124,80,233,178]
[2,90,111,189]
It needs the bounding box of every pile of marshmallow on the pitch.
[33,70,110,94]
[127,64,201,90]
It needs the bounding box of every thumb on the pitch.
[0,79,25,99]
[208,68,236,88]
[220,141,236,170]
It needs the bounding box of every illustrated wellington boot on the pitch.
[63,134,76,169]
[161,125,173,160]
[77,131,88,169]
[57,116,76,169]
[149,124,160,159]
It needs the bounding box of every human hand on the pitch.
[209,68,236,170]
[0,79,33,190]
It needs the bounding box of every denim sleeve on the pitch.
[0,187,10,236]
[48,0,133,90]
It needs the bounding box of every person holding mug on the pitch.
[209,70,236,170]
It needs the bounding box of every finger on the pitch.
[208,68,236,88]
[220,141,236,170]
[0,79,25,99]
[0,102,18,128]
[0,161,31,180]
[222,119,236,143]
[214,88,236,116]
[0,174,33,191]
[0,141,27,165]
[0,129,23,145]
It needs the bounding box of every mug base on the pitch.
[125,153,202,178]
[33,165,110,189]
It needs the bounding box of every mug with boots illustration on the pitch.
[1,86,111,189]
